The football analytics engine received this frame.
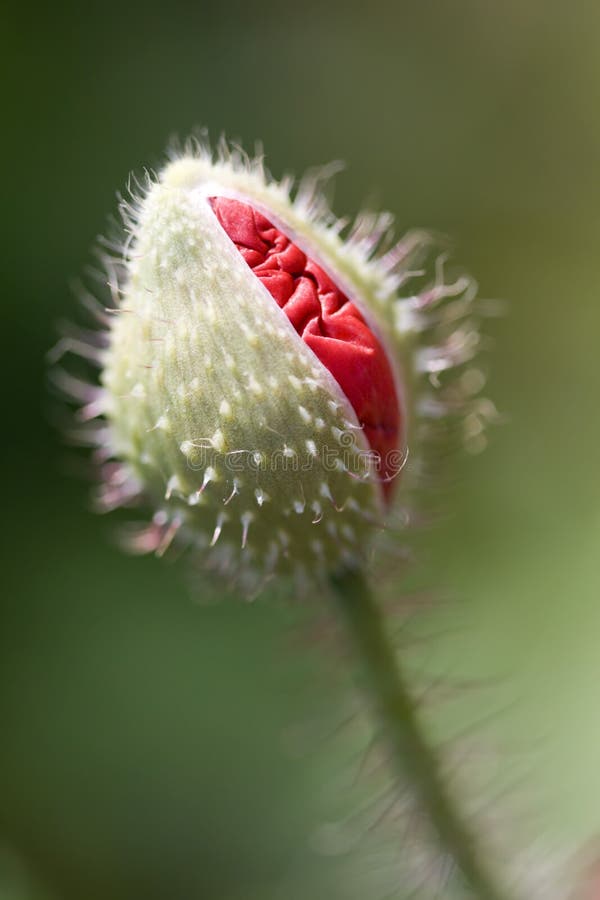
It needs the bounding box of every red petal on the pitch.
[210,196,404,501]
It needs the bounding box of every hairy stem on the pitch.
[330,567,511,900]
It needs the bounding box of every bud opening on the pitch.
[209,196,403,501]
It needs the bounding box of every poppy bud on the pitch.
[65,137,486,593]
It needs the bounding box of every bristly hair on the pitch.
[50,131,500,581]
[49,132,588,900]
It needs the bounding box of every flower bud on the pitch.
[61,137,488,592]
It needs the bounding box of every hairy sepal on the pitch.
[102,176,383,592]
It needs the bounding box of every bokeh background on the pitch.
[2,0,599,897]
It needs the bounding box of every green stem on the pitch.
[330,567,511,900]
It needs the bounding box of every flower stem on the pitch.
[330,567,511,900]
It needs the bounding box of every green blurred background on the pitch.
[2,0,599,897]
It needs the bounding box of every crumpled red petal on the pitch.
[210,196,403,501]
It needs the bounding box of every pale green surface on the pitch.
[104,161,380,589]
